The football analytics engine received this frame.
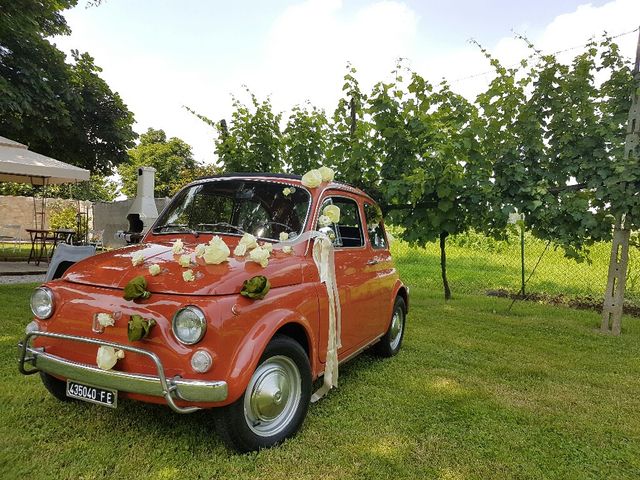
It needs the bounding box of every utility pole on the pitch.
[600,27,640,335]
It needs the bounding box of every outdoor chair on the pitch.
[45,243,96,281]
[0,224,22,254]
[87,229,105,251]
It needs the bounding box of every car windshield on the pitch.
[153,179,310,240]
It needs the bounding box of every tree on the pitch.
[0,0,137,175]
[282,103,329,174]
[118,128,212,198]
[0,174,118,202]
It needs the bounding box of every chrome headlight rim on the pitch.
[30,286,54,320]
[172,305,207,345]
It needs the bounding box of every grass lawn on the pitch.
[1,282,639,479]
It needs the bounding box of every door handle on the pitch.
[366,259,379,266]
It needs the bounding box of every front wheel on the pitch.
[374,296,406,357]
[215,335,311,452]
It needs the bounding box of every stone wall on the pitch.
[0,196,92,240]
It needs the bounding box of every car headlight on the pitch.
[30,287,54,320]
[172,306,206,345]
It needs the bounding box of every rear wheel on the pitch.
[374,296,406,357]
[215,335,311,452]
[39,372,73,402]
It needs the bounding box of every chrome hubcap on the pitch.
[389,308,404,350]
[244,355,301,437]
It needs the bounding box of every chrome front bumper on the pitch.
[18,331,227,414]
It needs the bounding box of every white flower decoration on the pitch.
[182,269,195,282]
[282,187,295,196]
[262,242,273,253]
[148,264,161,276]
[508,212,524,225]
[131,252,144,266]
[322,204,340,224]
[97,313,115,328]
[318,166,335,182]
[233,233,258,256]
[171,239,184,254]
[203,236,230,264]
[249,246,270,268]
[301,169,322,188]
[195,243,206,258]
[279,232,289,242]
[96,346,125,371]
[318,215,332,227]
[282,245,293,254]
[178,254,191,267]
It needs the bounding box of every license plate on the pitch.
[66,380,117,408]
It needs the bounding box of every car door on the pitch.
[315,193,380,358]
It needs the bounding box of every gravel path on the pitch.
[0,274,45,285]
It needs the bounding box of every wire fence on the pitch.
[390,230,640,311]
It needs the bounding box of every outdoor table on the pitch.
[26,228,76,265]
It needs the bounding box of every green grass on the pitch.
[1,282,639,479]
[391,231,640,304]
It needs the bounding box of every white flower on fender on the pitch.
[131,252,144,266]
[96,313,115,328]
[96,346,125,371]
[171,239,184,254]
[249,246,270,268]
[195,243,206,258]
[301,169,322,188]
[178,254,191,268]
[279,232,289,242]
[318,166,335,182]
[182,269,195,282]
[322,204,340,224]
[203,236,230,264]
[508,212,524,225]
[262,242,273,253]
[233,233,258,256]
[148,264,161,276]
[282,245,293,254]
[318,215,332,228]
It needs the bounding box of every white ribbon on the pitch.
[274,231,341,401]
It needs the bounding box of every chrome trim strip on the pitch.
[18,331,228,413]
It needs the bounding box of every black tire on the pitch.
[215,335,312,452]
[39,372,73,402]
[374,296,406,357]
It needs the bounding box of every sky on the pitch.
[53,0,640,166]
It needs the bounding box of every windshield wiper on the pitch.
[153,223,199,238]
[197,222,246,235]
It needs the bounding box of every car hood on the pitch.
[62,241,303,296]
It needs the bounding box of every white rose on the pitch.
[322,204,340,224]
[249,246,270,268]
[279,232,289,242]
[97,313,115,328]
[262,242,273,253]
[233,243,247,256]
[182,269,195,282]
[96,346,125,371]
[318,215,331,227]
[203,236,230,264]
[238,232,258,249]
[301,169,322,188]
[171,239,184,254]
[318,166,335,182]
[131,252,144,266]
[178,254,191,267]
[148,264,161,276]
[282,187,292,196]
[282,245,293,254]
[195,243,206,258]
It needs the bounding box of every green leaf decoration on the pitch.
[123,276,151,301]
[240,275,271,300]
[127,315,156,342]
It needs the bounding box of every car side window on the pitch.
[319,197,364,248]
[364,202,387,249]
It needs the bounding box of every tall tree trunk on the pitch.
[440,231,451,300]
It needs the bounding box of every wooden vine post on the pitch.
[600,28,640,335]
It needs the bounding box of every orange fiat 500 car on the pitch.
[18,173,408,452]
